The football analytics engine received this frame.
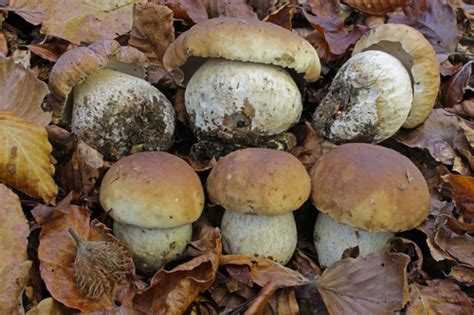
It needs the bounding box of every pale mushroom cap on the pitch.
[221,211,297,265]
[100,151,205,229]
[113,222,192,273]
[314,212,394,268]
[185,58,302,143]
[310,143,430,232]
[353,23,440,128]
[313,50,413,143]
[207,148,311,216]
[163,16,320,83]
[47,40,148,123]
[72,69,176,160]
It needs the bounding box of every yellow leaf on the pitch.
[0,184,32,314]
[0,112,57,203]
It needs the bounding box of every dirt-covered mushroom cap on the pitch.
[314,212,393,268]
[313,50,413,144]
[48,40,176,161]
[353,23,440,128]
[310,143,430,232]
[207,148,311,216]
[100,151,205,229]
[221,211,297,265]
[163,17,321,83]
[185,58,302,144]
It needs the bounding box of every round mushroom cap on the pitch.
[221,211,297,265]
[163,17,320,83]
[100,151,205,229]
[353,23,440,128]
[113,222,192,273]
[314,212,393,268]
[313,50,413,143]
[72,68,175,161]
[47,40,148,124]
[207,148,311,216]
[185,58,302,144]
[310,143,430,232]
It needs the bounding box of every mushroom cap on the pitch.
[312,50,413,143]
[47,40,148,124]
[310,143,430,232]
[221,211,297,265]
[100,151,205,229]
[314,212,393,268]
[353,23,440,128]
[185,58,302,143]
[113,222,192,273]
[207,148,311,216]
[163,17,320,83]
[72,68,175,161]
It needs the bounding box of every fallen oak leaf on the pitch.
[0,184,32,315]
[407,280,473,314]
[316,251,410,314]
[0,56,51,127]
[0,111,57,204]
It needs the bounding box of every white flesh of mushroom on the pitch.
[314,212,394,268]
[221,210,297,264]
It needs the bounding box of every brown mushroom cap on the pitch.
[100,151,205,229]
[47,40,148,124]
[207,148,311,216]
[163,17,321,84]
[352,24,440,129]
[310,143,430,232]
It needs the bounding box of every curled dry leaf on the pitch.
[343,0,407,15]
[0,184,32,315]
[449,264,474,286]
[263,3,298,30]
[442,61,473,108]
[25,297,72,315]
[162,0,208,24]
[441,173,474,222]
[0,56,51,127]
[36,198,135,312]
[447,99,474,120]
[290,122,328,171]
[388,238,424,282]
[129,3,175,65]
[202,0,257,19]
[0,112,57,203]
[407,280,473,314]
[133,228,222,315]
[316,251,410,314]
[9,0,138,44]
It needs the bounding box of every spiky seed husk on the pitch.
[69,227,131,299]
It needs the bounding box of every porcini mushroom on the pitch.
[163,17,320,146]
[313,24,440,143]
[310,143,430,267]
[207,148,311,264]
[48,40,176,161]
[100,151,204,273]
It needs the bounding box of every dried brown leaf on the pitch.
[26,42,68,63]
[25,297,72,315]
[7,0,48,24]
[417,198,455,238]
[449,264,474,286]
[0,112,57,203]
[407,280,473,314]
[0,56,51,126]
[263,3,297,30]
[0,32,7,55]
[129,3,174,65]
[442,61,473,108]
[264,288,299,315]
[290,122,325,171]
[202,0,257,19]
[343,0,407,15]
[441,173,474,221]
[446,99,474,120]
[162,0,208,24]
[133,228,221,315]
[36,198,135,312]
[0,184,32,315]
[316,251,410,314]
[429,219,474,265]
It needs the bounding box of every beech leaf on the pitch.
[441,173,474,221]
[0,184,32,315]
[0,111,57,203]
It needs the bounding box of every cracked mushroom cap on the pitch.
[100,151,205,229]
[353,23,440,128]
[163,16,321,83]
[207,148,311,216]
[310,143,430,232]
[47,39,148,123]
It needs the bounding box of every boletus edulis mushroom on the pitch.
[100,151,204,273]
[207,148,311,264]
[310,143,430,267]
[163,17,320,147]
